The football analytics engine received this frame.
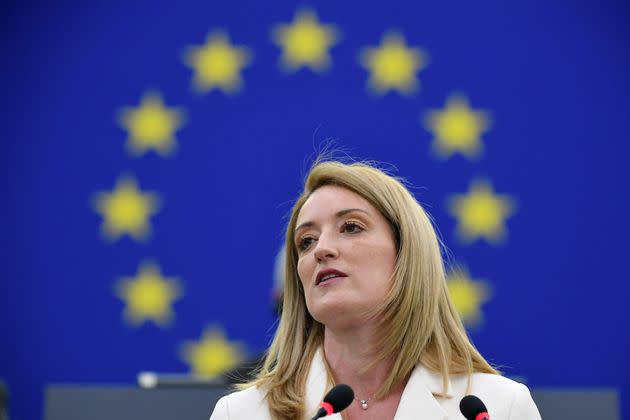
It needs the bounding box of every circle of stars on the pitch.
[91,6,520,375]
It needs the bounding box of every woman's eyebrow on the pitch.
[295,208,369,235]
[336,208,369,218]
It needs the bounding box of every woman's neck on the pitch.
[322,325,395,400]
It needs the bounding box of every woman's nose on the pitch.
[313,234,339,262]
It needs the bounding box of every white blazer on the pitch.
[210,350,541,419]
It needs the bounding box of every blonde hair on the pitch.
[244,160,497,419]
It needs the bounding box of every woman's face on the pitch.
[294,185,397,328]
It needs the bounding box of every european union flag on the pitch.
[1,0,628,419]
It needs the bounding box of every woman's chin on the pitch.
[308,298,367,328]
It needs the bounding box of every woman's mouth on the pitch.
[316,269,348,285]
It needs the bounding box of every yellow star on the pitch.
[184,31,252,94]
[92,176,161,242]
[359,32,427,95]
[446,266,491,327]
[448,179,516,244]
[180,327,244,376]
[115,260,183,327]
[271,9,340,72]
[118,92,185,157]
[424,94,491,159]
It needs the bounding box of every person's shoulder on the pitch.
[221,385,266,405]
[464,373,541,420]
[209,386,269,420]
[469,371,526,395]
[412,366,541,419]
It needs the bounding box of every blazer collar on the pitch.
[306,350,447,420]
[305,349,342,420]
[394,365,448,420]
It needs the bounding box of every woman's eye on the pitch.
[343,222,363,233]
[297,236,315,251]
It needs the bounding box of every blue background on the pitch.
[1,0,629,418]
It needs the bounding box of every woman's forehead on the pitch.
[296,185,375,225]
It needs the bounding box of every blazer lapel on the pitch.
[304,350,343,420]
[304,352,446,420]
[394,365,447,420]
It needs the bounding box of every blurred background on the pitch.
[1,0,629,418]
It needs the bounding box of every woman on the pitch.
[211,160,541,419]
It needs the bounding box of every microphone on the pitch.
[459,395,490,420]
[310,384,354,420]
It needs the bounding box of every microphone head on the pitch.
[323,384,354,413]
[459,395,489,420]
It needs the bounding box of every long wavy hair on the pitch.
[243,159,497,419]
